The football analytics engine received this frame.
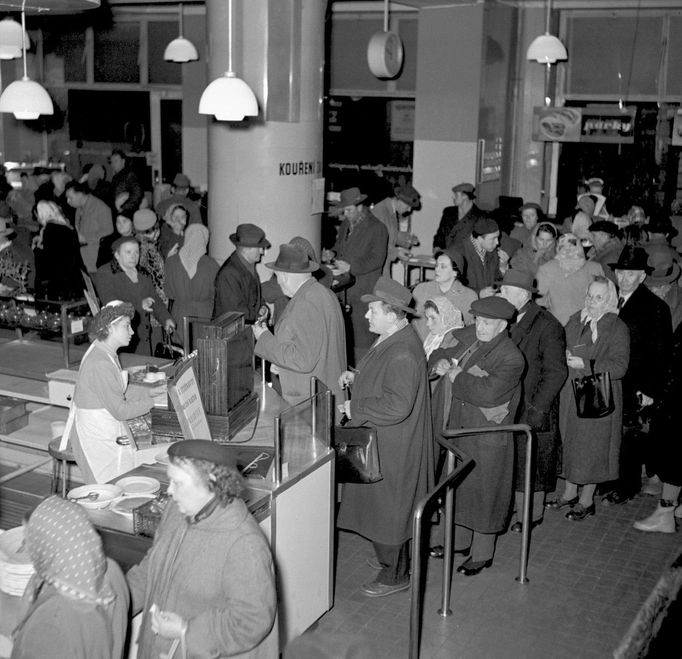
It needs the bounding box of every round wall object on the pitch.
[367,30,404,80]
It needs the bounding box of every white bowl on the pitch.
[67,484,123,510]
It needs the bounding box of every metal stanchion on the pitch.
[439,449,456,617]
[516,426,534,584]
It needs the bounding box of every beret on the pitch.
[168,440,237,468]
[473,217,499,236]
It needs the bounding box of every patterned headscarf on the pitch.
[179,224,209,278]
[555,233,586,275]
[423,296,464,359]
[579,277,618,343]
[25,496,113,606]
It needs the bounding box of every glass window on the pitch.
[666,16,682,96]
[148,21,182,85]
[43,27,86,83]
[94,23,139,83]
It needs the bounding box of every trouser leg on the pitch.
[373,541,410,585]
[470,532,497,563]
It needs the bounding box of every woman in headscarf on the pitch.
[65,301,165,482]
[33,199,85,301]
[421,296,463,360]
[547,276,629,521]
[164,224,219,343]
[509,221,558,276]
[10,496,129,659]
[159,203,188,259]
[127,440,277,659]
[412,249,478,339]
[94,236,175,354]
[536,232,604,325]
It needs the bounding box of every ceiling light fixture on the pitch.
[526,0,567,65]
[0,0,53,120]
[164,3,198,63]
[0,15,27,60]
[198,0,258,122]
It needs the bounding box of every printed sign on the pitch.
[533,106,636,144]
[167,358,211,440]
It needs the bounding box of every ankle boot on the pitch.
[633,501,676,533]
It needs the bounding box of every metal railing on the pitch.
[408,423,534,659]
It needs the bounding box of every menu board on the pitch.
[167,358,211,440]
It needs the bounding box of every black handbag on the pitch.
[333,425,382,484]
[571,359,614,419]
[154,330,184,361]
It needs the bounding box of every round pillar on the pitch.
[205,0,324,275]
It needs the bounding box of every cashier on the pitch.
[67,301,164,483]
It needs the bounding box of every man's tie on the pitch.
[617,296,625,310]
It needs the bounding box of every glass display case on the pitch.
[0,296,92,367]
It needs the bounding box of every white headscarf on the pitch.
[422,296,464,359]
[555,233,586,276]
[579,277,618,343]
[179,224,209,278]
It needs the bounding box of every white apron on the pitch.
[60,343,136,484]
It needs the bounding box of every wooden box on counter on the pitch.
[0,396,28,434]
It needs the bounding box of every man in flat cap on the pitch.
[448,217,502,294]
[433,182,487,251]
[499,270,567,531]
[253,243,346,407]
[337,276,432,597]
[429,295,524,576]
[323,187,388,364]
[155,172,202,226]
[214,223,270,323]
[371,177,421,277]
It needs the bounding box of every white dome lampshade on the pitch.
[0,17,28,60]
[526,33,568,64]
[0,77,54,119]
[199,71,258,121]
[164,36,198,63]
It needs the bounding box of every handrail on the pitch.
[408,423,534,659]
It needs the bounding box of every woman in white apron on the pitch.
[63,300,163,483]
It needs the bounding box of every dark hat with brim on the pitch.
[452,182,475,197]
[645,218,678,238]
[395,182,421,210]
[332,187,367,208]
[469,296,516,320]
[361,275,418,315]
[590,220,621,238]
[609,245,651,273]
[499,269,537,293]
[168,439,237,469]
[266,244,319,273]
[645,248,681,285]
[229,223,271,249]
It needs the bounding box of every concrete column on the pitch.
[205,0,324,275]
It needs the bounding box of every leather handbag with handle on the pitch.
[571,359,614,419]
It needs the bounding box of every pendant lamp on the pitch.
[198,0,258,121]
[0,16,28,60]
[526,0,567,64]
[0,1,53,120]
[164,3,198,63]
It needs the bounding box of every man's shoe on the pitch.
[565,503,596,521]
[510,518,543,533]
[429,545,470,559]
[360,579,410,597]
[634,503,676,533]
[456,557,493,576]
[602,490,632,506]
[545,496,578,511]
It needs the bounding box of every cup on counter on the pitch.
[50,421,66,440]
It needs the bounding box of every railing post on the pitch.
[439,449,455,617]
[516,427,534,584]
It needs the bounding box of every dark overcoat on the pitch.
[450,238,500,293]
[435,326,525,534]
[337,324,433,546]
[433,204,486,251]
[333,213,387,360]
[213,251,262,323]
[509,302,567,492]
[559,312,630,483]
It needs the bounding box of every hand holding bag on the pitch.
[572,359,614,419]
[332,382,382,484]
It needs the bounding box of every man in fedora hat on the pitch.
[253,243,346,407]
[645,247,682,330]
[498,270,567,531]
[155,172,202,226]
[601,246,672,505]
[644,211,680,264]
[0,206,34,293]
[323,187,388,364]
[337,276,432,597]
[433,182,487,251]
[214,223,271,322]
[429,295,524,576]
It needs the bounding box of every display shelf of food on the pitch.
[0,296,92,369]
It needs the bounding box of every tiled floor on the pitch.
[310,483,682,659]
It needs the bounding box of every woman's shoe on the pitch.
[633,503,676,533]
[429,545,471,559]
[545,496,578,511]
[510,518,543,533]
[456,557,493,576]
[565,503,595,521]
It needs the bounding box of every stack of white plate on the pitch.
[0,527,35,596]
